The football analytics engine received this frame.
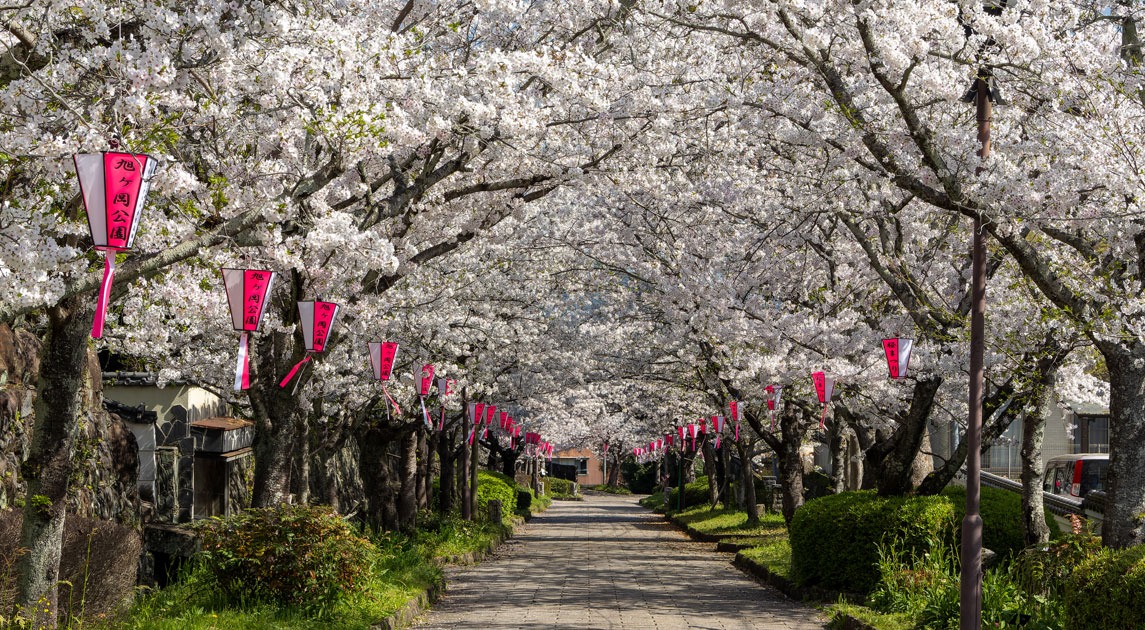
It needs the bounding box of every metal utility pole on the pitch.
[960,71,992,630]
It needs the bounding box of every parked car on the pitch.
[1042,453,1109,499]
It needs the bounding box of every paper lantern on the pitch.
[74,151,159,338]
[279,300,340,388]
[368,342,399,381]
[765,385,783,431]
[812,371,835,429]
[221,268,275,390]
[883,338,914,379]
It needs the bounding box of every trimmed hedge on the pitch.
[941,485,1062,559]
[546,477,576,498]
[1063,544,1145,628]
[790,491,955,595]
[476,469,517,523]
[664,476,711,510]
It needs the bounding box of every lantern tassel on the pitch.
[380,384,402,416]
[91,254,117,339]
[420,396,432,429]
[467,429,476,445]
[278,354,311,388]
[438,407,445,431]
[735,422,740,442]
[819,404,829,430]
[233,331,250,391]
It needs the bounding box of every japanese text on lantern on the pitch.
[242,271,270,330]
[884,339,900,379]
[103,154,144,247]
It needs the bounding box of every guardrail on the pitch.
[980,471,1103,525]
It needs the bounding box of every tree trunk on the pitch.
[397,429,418,530]
[417,429,429,511]
[736,436,759,525]
[607,453,620,486]
[501,447,518,478]
[292,416,310,504]
[702,438,718,508]
[1021,396,1051,546]
[250,329,302,507]
[719,441,733,507]
[459,432,471,520]
[469,438,479,517]
[828,420,847,494]
[14,295,91,628]
[438,429,455,515]
[1098,342,1145,548]
[360,427,398,531]
[777,406,810,526]
[875,376,942,496]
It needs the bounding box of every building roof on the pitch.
[190,417,253,431]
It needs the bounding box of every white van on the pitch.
[1042,454,1109,499]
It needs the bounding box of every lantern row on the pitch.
[633,340,917,461]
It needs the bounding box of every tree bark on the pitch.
[417,429,429,511]
[291,415,310,504]
[719,440,733,507]
[438,428,456,515]
[1021,381,1052,546]
[828,419,847,494]
[469,437,479,517]
[607,452,620,486]
[250,328,302,507]
[777,406,810,526]
[459,431,471,520]
[360,426,399,531]
[15,294,92,628]
[736,436,759,525]
[1098,342,1145,548]
[702,437,718,508]
[397,429,418,530]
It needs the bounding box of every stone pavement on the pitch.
[414,493,824,629]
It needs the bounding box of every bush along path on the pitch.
[414,492,823,629]
[641,481,1144,630]
[104,470,549,630]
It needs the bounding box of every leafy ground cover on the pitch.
[108,480,549,629]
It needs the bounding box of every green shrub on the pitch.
[476,470,516,523]
[789,491,955,595]
[620,460,659,493]
[546,477,576,498]
[1012,523,1102,601]
[1063,543,1145,629]
[941,485,1061,559]
[664,476,711,511]
[195,504,376,610]
[516,488,532,511]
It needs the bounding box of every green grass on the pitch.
[588,484,632,494]
[823,601,913,630]
[673,505,786,538]
[639,492,666,512]
[738,538,793,579]
[106,516,514,629]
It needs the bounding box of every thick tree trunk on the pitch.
[607,453,620,486]
[1021,395,1051,546]
[719,441,733,507]
[250,329,302,507]
[360,427,399,531]
[828,420,847,494]
[397,429,418,530]
[875,376,942,496]
[777,406,810,526]
[683,450,696,483]
[1098,342,1145,548]
[501,447,518,477]
[15,295,91,628]
[702,438,718,507]
[736,436,759,525]
[438,429,455,514]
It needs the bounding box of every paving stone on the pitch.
[414,494,824,629]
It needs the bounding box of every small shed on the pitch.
[190,417,254,519]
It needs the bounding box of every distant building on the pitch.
[551,447,606,486]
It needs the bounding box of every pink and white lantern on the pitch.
[74,151,159,338]
[812,371,835,430]
[279,300,340,388]
[765,385,783,431]
[712,415,725,448]
[368,341,401,415]
[417,364,435,428]
[221,268,276,390]
[882,338,915,379]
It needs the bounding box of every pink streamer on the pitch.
[735,422,740,442]
[233,331,250,391]
[91,254,117,339]
[381,384,402,415]
[819,404,828,430]
[420,396,432,429]
[438,407,445,431]
[278,354,311,388]
[467,429,476,445]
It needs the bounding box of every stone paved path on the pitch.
[414,493,824,629]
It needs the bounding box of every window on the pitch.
[1072,414,1111,453]
[578,459,588,476]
